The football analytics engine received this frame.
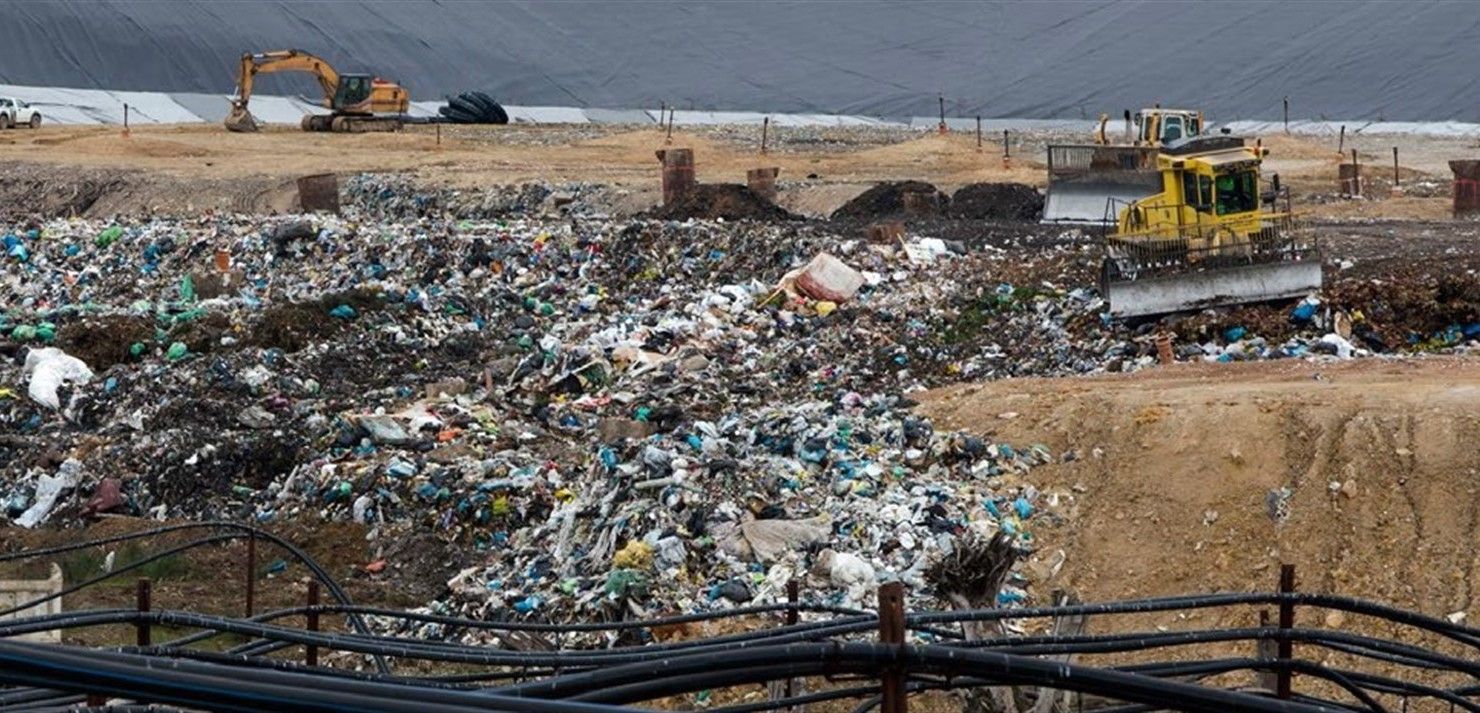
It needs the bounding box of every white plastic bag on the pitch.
[22,348,94,410]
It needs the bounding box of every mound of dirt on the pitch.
[54,315,154,369]
[948,182,1043,221]
[829,180,946,220]
[648,184,797,222]
[921,358,1480,626]
[249,288,385,352]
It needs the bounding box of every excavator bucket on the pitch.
[1042,145,1161,225]
[224,100,259,133]
[1100,218,1323,318]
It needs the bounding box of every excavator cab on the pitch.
[333,75,373,111]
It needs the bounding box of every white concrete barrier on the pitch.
[0,564,63,643]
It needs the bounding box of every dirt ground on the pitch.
[921,357,1480,619]
[1,122,1468,219]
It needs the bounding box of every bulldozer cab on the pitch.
[1134,109,1203,147]
[1117,138,1265,238]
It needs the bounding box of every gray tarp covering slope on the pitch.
[1,0,1477,121]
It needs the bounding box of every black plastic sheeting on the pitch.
[0,0,1476,121]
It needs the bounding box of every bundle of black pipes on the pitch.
[2,528,1478,713]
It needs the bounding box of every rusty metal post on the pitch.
[784,579,800,704]
[1337,125,1345,158]
[937,95,946,135]
[135,578,151,647]
[976,116,982,151]
[761,116,769,154]
[1340,151,1362,198]
[1283,96,1290,134]
[878,582,907,713]
[656,148,696,206]
[436,122,441,148]
[245,530,256,618]
[1155,333,1174,365]
[122,104,130,138]
[747,167,780,202]
[1002,129,1012,169]
[1449,160,1480,217]
[306,580,321,667]
[1277,564,1296,699]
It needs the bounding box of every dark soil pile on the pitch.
[830,181,945,220]
[249,288,386,352]
[649,184,797,221]
[54,315,154,370]
[948,183,1044,221]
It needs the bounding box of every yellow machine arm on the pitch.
[233,50,341,108]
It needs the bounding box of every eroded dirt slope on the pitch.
[921,357,1480,620]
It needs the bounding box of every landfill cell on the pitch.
[0,153,1476,649]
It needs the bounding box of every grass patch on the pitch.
[58,541,197,586]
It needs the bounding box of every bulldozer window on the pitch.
[1215,171,1258,215]
[1161,115,1185,142]
[1181,172,1215,212]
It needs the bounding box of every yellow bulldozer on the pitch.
[224,50,409,133]
[1098,135,1323,317]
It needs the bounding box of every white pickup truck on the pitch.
[0,98,42,129]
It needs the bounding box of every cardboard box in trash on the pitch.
[781,253,865,303]
[1,564,63,643]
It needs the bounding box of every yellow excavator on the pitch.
[1046,107,1206,223]
[224,50,409,133]
[1099,134,1322,317]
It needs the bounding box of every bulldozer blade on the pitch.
[1103,259,1323,318]
[1041,144,1162,225]
[1042,179,1161,224]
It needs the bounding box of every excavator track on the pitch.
[298,114,402,133]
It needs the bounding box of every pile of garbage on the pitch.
[0,182,1475,622]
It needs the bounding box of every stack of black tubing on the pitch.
[439,91,508,124]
